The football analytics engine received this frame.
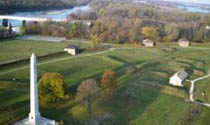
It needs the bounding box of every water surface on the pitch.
[177,5,210,13]
[0,5,89,27]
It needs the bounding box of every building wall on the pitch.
[144,43,154,47]
[64,48,76,55]
[179,42,189,47]
[169,76,183,86]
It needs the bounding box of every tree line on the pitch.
[23,21,89,39]
[88,1,210,43]
[24,0,210,43]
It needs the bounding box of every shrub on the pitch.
[141,27,160,42]
[71,105,88,120]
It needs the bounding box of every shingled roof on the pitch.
[175,70,188,80]
[65,44,78,49]
[178,38,189,43]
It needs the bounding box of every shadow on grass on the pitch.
[66,60,145,94]
[187,58,206,65]
[176,60,205,74]
[1,49,192,124]
[0,78,30,85]
[0,88,30,125]
[41,60,147,124]
[98,76,163,125]
[108,55,129,64]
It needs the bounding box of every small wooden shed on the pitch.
[142,39,155,47]
[169,70,188,87]
[64,45,79,55]
[178,39,190,47]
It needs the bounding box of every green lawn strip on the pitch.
[0,55,122,85]
[194,77,210,103]
[95,70,190,125]
[129,94,191,125]
[1,43,210,124]
[195,106,210,125]
[0,49,112,74]
[0,105,30,125]
[0,39,89,64]
[0,88,29,107]
[0,47,165,84]
[0,49,163,123]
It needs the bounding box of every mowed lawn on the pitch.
[95,44,210,125]
[1,42,210,124]
[0,39,89,64]
[194,77,210,103]
[99,74,192,125]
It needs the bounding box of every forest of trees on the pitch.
[24,0,210,43]
[24,21,89,38]
[88,1,210,43]
[0,0,91,13]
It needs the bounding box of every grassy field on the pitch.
[194,77,210,103]
[0,39,89,64]
[1,40,210,124]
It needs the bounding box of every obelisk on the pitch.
[29,53,40,124]
[15,53,57,125]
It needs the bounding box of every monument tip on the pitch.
[31,53,36,58]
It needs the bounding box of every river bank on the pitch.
[0,5,90,28]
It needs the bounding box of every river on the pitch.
[135,0,210,14]
[0,5,89,32]
[177,5,210,13]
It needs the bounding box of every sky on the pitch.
[163,0,210,4]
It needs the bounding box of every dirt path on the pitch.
[187,70,210,107]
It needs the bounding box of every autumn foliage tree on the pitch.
[101,70,117,95]
[76,79,100,116]
[141,27,160,42]
[38,72,66,104]
[90,34,101,49]
[76,79,100,104]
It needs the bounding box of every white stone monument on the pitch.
[15,53,58,125]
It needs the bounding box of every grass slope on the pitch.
[0,39,89,64]
[1,41,210,124]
